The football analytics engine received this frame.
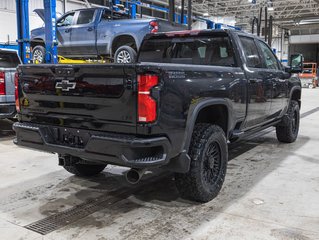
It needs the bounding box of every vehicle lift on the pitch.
[16,0,58,64]
[16,0,234,64]
[15,0,153,64]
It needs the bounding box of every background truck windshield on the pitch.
[138,35,236,67]
[0,52,20,68]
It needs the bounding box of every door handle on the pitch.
[87,27,93,31]
[65,29,71,33]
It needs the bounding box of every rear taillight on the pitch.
[14,72,20,112]
[149,21,159,33]
[138,74,159,123]
[0,71,5,95]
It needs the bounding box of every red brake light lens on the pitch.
[0,71,5,95]
[138,74,159,123]
[149,21,159,33]
[14,72,20,112]
[165,30,201,37]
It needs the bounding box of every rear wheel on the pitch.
[64,162,107,177]
[175,124,228,203]
[32,45,45,64]
[276,100,300,143]
[114,46,137,64]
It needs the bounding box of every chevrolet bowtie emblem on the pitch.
[55,80,76,91]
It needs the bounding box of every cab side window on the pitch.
[57,12,75,27]
[101,10,128,20]
[204,38,236,67]
[239,36,262,68]
[257,40,279,70]
[76,10,95,25]
[101,10,112,20]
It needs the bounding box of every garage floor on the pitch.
[0,89,318,240]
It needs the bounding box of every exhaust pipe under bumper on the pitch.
[125,168,147,184]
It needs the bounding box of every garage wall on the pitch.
[0,0,93,43]
[290,34,319,44]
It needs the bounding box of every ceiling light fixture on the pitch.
[267,0,274,11]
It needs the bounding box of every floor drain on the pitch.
[24,174,168,235]
[25,197,117,235]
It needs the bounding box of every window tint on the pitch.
[139,36,236,67]
[76,10,95,25]
[239,36,262,68]
[257,40,279,70]
[57,12,75,27]
[0,52,20,68]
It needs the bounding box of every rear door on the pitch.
[56,12,76,56]
[69,9,97,56]
[238,36,272,129]
[256,40,288,118]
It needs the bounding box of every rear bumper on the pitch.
[13,122,173,168]
[0,103,16,119]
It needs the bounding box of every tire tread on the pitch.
[175,124,228,203]
[276,100,300,143]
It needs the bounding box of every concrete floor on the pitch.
[0,89,318,240]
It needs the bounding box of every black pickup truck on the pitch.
[14,29,302,203]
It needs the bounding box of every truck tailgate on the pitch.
[17,64,137,133]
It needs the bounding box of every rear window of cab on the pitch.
[138,34,237,67]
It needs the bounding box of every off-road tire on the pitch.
[175,124,228,203]
[276,100,300,143]
[114,46,137,64]
[64,163,107,177]
[32,45,46,64]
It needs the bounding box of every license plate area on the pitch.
[50,127,90,149]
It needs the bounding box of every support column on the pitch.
[180,0,185,24]
[16,0,31,63]
[130,0,137,19]
[169,0,175,23]
[43,0,58,63]
[268,15,273,47]
[62,0,66,14]
[187,0,192,30]
[265,7,268,42]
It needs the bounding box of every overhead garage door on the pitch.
[289,35,319,63]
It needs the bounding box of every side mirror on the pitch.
[289,54,304,73]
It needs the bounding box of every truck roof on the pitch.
[144,29,259,40]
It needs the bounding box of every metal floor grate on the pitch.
[24,173,168,235]
[25,192,124,235]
